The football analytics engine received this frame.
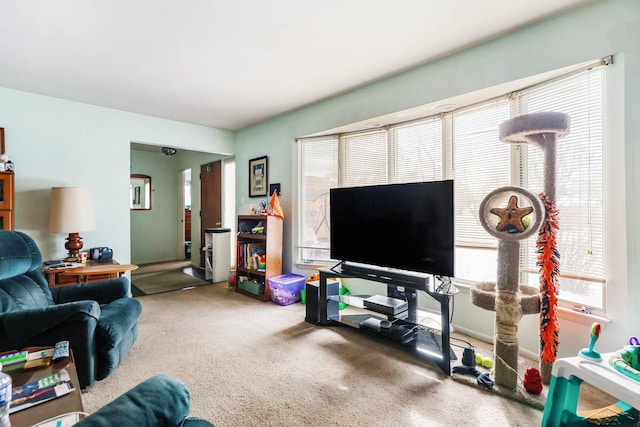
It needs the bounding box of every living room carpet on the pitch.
[81,283,548,426]
[131,269,210,296]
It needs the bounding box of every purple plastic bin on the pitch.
[269,274,306,306]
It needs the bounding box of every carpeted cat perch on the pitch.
[499,112,570,384]
[473,186,544,390]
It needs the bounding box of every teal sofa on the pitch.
[0,230,142,389]
[76,374,214,426]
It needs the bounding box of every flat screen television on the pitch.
[330,180,454,278]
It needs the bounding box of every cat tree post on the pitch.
[499,112,570,384]
[474,187,544,389]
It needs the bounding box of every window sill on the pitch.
[558,306,610,326]
[453,280,609,326]
[295,261,333,271]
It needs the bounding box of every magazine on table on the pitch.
[9,369,75,414]
[31,411,87,427]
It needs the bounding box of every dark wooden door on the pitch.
[200,161,222,267]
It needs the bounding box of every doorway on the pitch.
[200,161,222,267]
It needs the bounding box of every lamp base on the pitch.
[64,232,84,263]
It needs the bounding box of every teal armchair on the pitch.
[0,230,141,389]
[76,374,214,427]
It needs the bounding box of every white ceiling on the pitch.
[0,0,595,131]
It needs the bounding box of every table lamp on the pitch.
[49,187,96,262]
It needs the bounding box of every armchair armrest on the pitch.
[51,277,130,305]
[0,301,100,341]
[75,374,195,427]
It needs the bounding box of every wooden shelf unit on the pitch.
[235,215,283,301]
[0,171,14,230]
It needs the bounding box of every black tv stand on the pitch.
[337,262,431,290]
[311,266,457,375]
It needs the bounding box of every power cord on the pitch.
[435,275,452,293]
[450,337,473,349]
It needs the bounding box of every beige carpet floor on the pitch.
[81,284,552,426]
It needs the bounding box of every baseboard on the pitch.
[453,325,540,362]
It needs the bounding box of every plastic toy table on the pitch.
[542,352,640,426]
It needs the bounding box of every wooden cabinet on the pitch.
[184,209,192,240]
[0,171,14,230]
[235,215,283,301]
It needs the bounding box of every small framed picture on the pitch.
[269,183,281,197]
[249,156,268,197]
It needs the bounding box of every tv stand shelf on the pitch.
[313,266,457,375]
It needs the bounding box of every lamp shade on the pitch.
[49,187,96,233]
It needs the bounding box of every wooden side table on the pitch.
[44,260,138,287]
[8,351,83,427]
[59,263,138,285]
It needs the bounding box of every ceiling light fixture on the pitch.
[161,147,177,156]
[435,104,456,112]
[367,122,385,129]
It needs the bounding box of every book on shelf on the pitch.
[9,369,75,414]
[249,244,266,270]
[238,243,266,270]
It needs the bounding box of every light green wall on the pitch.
[234,0,640,359]
[130,150,181,265]
[0,87,234,267]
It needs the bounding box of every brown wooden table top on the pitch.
[8,351,83,427]
[59,263,138,276]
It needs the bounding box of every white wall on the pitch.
[234,0,640,359]
[0,87,234,266]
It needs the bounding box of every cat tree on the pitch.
[499,112,570,384]
[473,186,544,389]
[471,112,570,388]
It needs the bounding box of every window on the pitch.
[298,62,607,310]
[519,69,605,309]
[299,136,338,263]
[452,101,511,283]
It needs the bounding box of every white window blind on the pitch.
[340,130,388,187]
[391,117,443,183]
[299,136,338,261]
[453,101,511,249]
[519,68,605,307]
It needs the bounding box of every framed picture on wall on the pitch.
[269,183,281,197]
[249,156,268,197]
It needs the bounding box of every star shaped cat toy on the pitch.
[490,195,533,233]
